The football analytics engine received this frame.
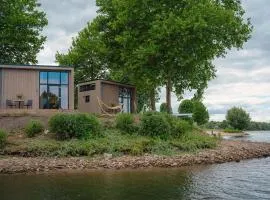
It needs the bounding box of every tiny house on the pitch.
[78,80,136,114]
[0,64,74,110]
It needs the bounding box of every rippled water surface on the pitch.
[0,131,269,200]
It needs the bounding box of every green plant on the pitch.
[49,113,101,140]
[192,101,209,125]
[160,102,168,113]
[140,112,171,140]
[171,119,192,137]
[178,99,194,114]
[223,128,242,133]
[226,107,251,130]
[25,120,44,137]
[115,113,137,134]
[0,129,7,149]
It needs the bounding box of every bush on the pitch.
[226,107,251,130]
[25,120,44,137]
[49,113,101,140]
[116,113,137,134]
[171,132,217,151]
[160,102,168,113]
[223,128,242,133]
[178,99,194,114]
[192,101,209,125]
[171,119,192,137]
[0,129,7,149]
[140,112,171,139]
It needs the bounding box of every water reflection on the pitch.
[0,169,193,200]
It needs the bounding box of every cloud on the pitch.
[37,0,97,64]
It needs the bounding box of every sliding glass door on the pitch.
[39,71,69,109]
[119,87,131,113]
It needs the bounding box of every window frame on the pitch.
[39,71,69,109]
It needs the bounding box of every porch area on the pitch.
[0,109,75,117]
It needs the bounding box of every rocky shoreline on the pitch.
[1,140,270,174]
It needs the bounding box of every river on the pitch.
[0,131,269,200]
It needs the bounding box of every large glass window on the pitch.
[39,71,69,109]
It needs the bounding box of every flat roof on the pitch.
[0,64,73,71]
[78,79,135,88]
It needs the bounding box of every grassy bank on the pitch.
[3,129,218,157]
[0,112,219,157]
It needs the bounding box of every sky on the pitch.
[37,0,270,122]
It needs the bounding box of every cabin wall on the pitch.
[77,80,101,113]
[2,68,39,109]
[101,83,119,107]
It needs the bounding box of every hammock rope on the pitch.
[97,96,123,116]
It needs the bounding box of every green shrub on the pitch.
[25,120,44,137]
[0,129,7,149]
[116,113,137,134]
[140,112,171,139]
[171,119,192,137]
[171,132,217,151]
[223,128,242,133]
[160,102,168,113]
[49,113,101,140]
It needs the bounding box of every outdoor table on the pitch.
[13,100,24,109]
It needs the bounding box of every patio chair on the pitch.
[24,100,33,109]
[6,100,16,108]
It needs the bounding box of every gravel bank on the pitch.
[1,140,270,174]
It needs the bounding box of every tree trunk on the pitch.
[150,88,156,111]
[166,77,172,113]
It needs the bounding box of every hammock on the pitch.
[97,96,123,116]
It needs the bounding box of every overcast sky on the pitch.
[37,0,270,122]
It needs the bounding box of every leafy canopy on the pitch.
[0,0,48,64]
[56,18,108,84]
[226,107,251,130]
[96,0,252,99]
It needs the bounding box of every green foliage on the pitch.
[171,132,217,152]
[178,100,194,114]
[223,128,242,133]
[193,101,209,125]
[96,0,252,108]
[115,113,137,134]
[204,120,270,131]
[160,103,168,113]
[25,120,44,137]
[8,129,217,157]
[49,113,102,140]
[140,112,171,139]
[0,129,7,149]
[226,107,251,130]
[171,119,193,138]
[0,0,48,64]
[248,121,270,131]
[220,120,229,129]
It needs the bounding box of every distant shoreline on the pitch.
[1,140,270,174]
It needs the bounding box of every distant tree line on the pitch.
[205,120,270,131]
[204,107,269,131]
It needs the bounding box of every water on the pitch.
[223,131,270,143]
[0,131,270,200]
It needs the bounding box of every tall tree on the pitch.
[0,0,48,64]
[96,0,252,112]
[56,18,108,84]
